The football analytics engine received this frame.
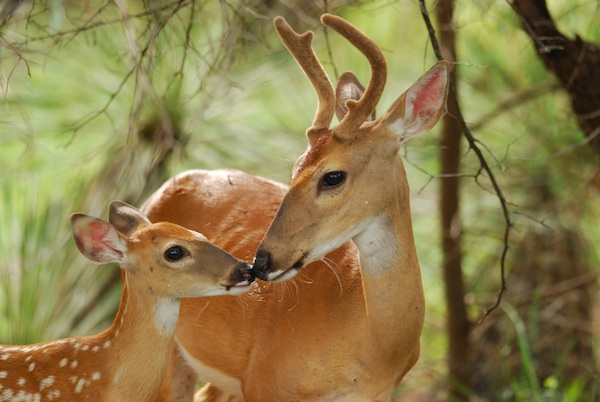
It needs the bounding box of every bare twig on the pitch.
[419,0,512,319]
[21,1,193,44]
[66,67,135,140]
[321,0,339,81]
[470,82,559,131]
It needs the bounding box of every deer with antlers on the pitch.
[0,201,253,402]
[144,13,448,401]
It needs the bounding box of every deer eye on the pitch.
[164,246,187,262]
[321,171,346,189]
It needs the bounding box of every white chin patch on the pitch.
[268,268,299,282]
[200,287,233,297]
[227,282,254,295]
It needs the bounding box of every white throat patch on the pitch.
[154,299,181,335]
[353,214,398,276]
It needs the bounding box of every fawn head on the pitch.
[71,201,254,296]
[254,14,449,281]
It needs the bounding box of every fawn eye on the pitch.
[321,171,346,189]
[164,246,187,262]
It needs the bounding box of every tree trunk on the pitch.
[511,0,600,156]
[436,0,470,400]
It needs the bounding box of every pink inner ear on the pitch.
[411,70,444,118]
[83,220,124,261]
[88,220,110,243]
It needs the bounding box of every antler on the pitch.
[274,17,336,140]
[321,14,387,138]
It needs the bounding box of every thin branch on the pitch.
[64,0,189,140]
[20,1,193,44]
[322,0,339,81]
[61,0,114,48]
[178,0,196,78]
[419,0,512,320]
[470,81,559,131]
[512,210,555,231]
[553,124,600,157]
[66,67,135,140]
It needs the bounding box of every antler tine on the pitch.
[321,14,387,136]
[274,17,335,138]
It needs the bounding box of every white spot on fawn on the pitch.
[0,354,9,361]
[70,360,78,369]
[40,376,55,390]
[91,372,101,381]
[28,363,35,372]
[103,340,111,349]
[59,358,68,368]
[81,345,89,351]
[0,372,7,379]
[18,378,25,386]
[92,346,99,353]
[11,390,39,401]
[113,367,125,384]
[48,389,61,400]
[75,378,86,393]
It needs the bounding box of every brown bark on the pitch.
[436,0,470,400]
[511,0,600,156]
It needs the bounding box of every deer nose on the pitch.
[253,249,271,281]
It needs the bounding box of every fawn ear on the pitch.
[108,200,150,237]
[71,214,127,264]
[380,61,449,144]
[335,72,376,122]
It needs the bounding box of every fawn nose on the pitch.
[241,264,255,283]
[230,263,255,284]
[253,249,271,281]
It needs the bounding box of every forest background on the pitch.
[1,0,599,401]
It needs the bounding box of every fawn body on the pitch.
[0,201,252,402]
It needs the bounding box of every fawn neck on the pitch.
[99,272,179,400]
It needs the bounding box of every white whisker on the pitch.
[295,271,314,285]
[287,279,300,312]
[322,257,343,297]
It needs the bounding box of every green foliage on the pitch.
[502,302,597,402]
[0,176,119,343]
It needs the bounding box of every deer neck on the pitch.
[352,167,424,348]
[100,273,179,400]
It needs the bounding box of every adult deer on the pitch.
[0,201,253,402]
[144,14,448,401]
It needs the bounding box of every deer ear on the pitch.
[335,72,375,123]
[71,214,127,264]
[381,61,449,144]
[108,200,150,237]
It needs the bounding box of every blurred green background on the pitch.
[1,0,599,400]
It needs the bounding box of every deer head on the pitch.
[254,14,449,281]
[72,201,253,296]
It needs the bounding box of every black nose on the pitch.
[253,249,271,281]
